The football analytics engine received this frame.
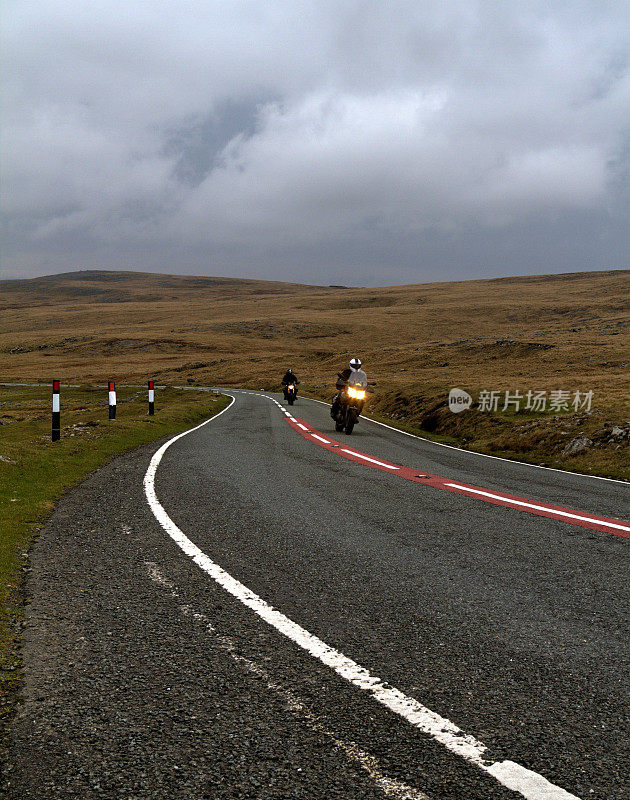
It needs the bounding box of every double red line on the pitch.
[286,417,630,539]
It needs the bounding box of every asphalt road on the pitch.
[3,390,629,799]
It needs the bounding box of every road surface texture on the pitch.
[3,390,628,799]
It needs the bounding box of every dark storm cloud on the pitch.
[164,97,277,187]
[2,1,628,284]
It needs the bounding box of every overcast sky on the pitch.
[2,1,629,285]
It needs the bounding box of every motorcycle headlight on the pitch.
[288,384,295,390]
[347,386,357,398]
[355,390,366,400]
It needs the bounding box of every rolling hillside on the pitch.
[1,268,629,477]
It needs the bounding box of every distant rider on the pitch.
[331,358,367,417]
[282,368,300,399]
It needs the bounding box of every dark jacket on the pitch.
[282,371,299,386]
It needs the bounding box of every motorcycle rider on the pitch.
[282,367,300,400]
[331,358,367,418]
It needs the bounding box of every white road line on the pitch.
[297,423,309,431]
[445,483,630,532]
[298,396,628,486]
[340,449,400,470]
[143,393,580,800]
[261,389,626,531]
[144,561,430,800]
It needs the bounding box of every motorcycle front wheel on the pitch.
[345,408,359,435]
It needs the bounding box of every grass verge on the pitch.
[362,409,630,480]
[0,384,229,728]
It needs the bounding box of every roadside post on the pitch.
[148,380,155,415]
[108,381,116,420]
[52,380,61,441]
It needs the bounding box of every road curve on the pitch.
[3,389,628,800]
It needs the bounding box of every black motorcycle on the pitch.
[283,383,298,405]
[331,376,368,435]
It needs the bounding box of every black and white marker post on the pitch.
[52,380,61,441]
[148,380,155,415]
[108,381,116,421]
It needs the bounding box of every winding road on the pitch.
[4,390,629,799]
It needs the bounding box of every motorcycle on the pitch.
[284,383,298,405]
[331,375,368,435]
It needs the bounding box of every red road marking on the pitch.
[287,417,630,539]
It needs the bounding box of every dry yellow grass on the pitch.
[2,268,629,477]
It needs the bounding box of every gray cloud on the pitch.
[2,0,629,284]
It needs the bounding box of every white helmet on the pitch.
[349,357,362,370]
